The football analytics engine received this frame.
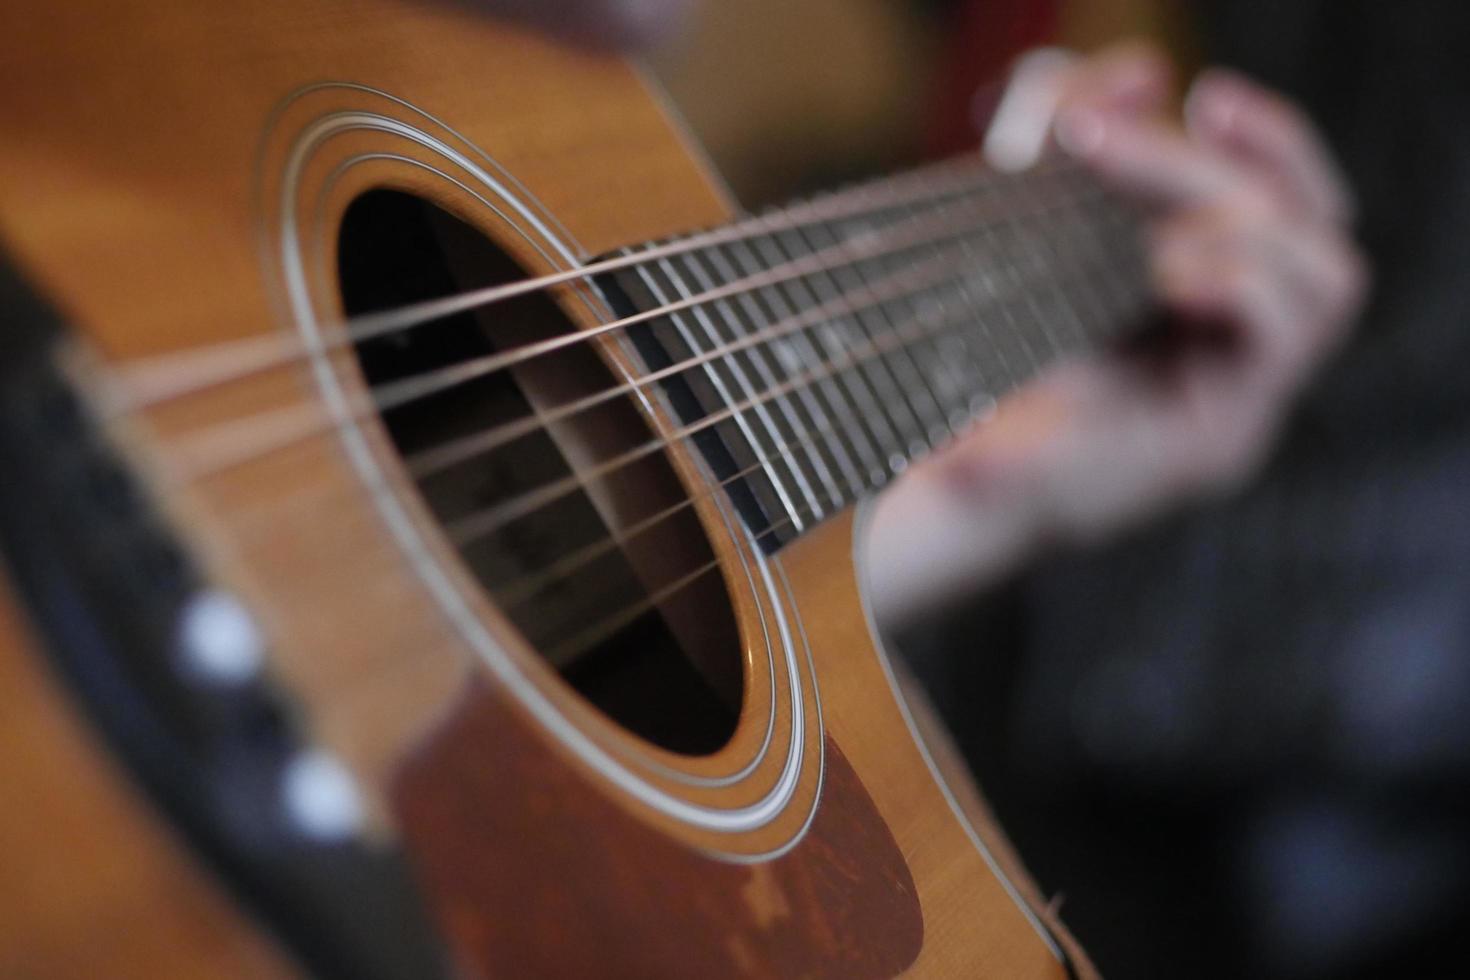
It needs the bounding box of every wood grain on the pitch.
[0,1,1087,974]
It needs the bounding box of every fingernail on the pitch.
[1056,107,1106,158]
[985,50,1076,172]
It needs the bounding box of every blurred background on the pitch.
[653,2,1470,978]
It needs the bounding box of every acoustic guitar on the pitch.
[0,2,1150,976]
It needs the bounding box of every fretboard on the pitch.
[600,156,1152,551]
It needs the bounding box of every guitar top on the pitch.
[0,2,1146,975]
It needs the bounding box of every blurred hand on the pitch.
[864,43,1368,630]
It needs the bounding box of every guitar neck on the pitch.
[605,156,1153,549]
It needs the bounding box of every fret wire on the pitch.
[768,226,896,488]
[1072,192,1152,335]
[814,217,948,461]
[1047,175,1128,347]
[857,208,958,447]
[452,265,1013,549]
[1009,178,1094,363]
[720,234,867,501]
[651,251,826,536]
[949,233,1016,401]
[952,215,1046,396]
[1029,174,1141,355]
[685,242,840,523]
[298,206,1148,574]
[505,239,1070,605]
[891,203,994,426]
[708,239,852,506]
[1031,172,1121,347]
[475,243,1065,609]
[941,269,1000,420]
[344,158,1010,347]
[972,185,1051,384]
[790,220,926,471]
[630,258,814,534]
[741,232,879,498]
[1050,192,1128,346]
[747,227,884,493]
[117,160,1113,413]
[949,199,1144,406]
[870,207,964,443]
[495,373,888,607]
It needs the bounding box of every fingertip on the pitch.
[1184,69,1246,139]
[1063,40,1175,118]
[983,47,1076,171]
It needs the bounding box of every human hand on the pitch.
[864,43,1368,630]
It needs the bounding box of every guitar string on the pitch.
[441,232,1114,550]
[536,502,809,670]
[485,297,1010,613]
[109,165,1134,660]
[436,274,986,547]
[182,190,1134,565]
[158,190,1129,615]
[220,301,912,617]
[163,208,1031,484]
[152,174,1111,486]
[537,511,794,670]
[491,434,824,609]
[107,156,1088,413]
[216,290,948,666]
[164,194,1115,551]
[457,241,1128,625]
[208,213,1135,662]
[509,246,1139,663]
[111,153,1005,409]
[404,239,963,479]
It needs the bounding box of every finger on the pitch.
[1154,208,1368,331]
[984,48,1075,171]
[1185,68,1355,226]
[1057,110,1254,207]
[1151,224,1342,389]
[985,41,1172,172]
[1058,39,1174,118]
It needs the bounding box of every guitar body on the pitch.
[0,3,1085,976]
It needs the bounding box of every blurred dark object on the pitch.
[902,1,1470,977]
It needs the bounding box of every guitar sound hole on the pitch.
[338,190,742,755]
